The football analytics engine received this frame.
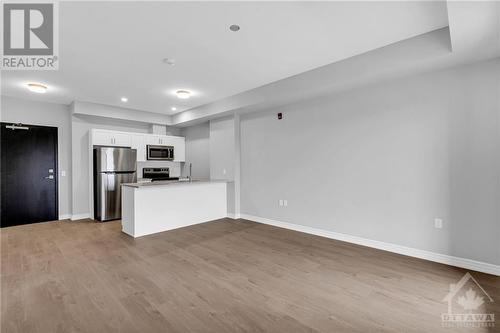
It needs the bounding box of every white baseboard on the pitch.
[226,213,241,219]
[239,214,500,276]
[70,213,91,221]
[58,214,72,220]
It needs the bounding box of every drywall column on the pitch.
[234,114,241,217]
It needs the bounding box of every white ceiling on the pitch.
[1,1,449,115]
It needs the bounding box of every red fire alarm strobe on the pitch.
[277,112,283,120]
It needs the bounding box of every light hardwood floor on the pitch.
[1,218,499,333]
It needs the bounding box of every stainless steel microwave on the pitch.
[147,145,174,160]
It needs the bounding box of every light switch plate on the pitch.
[434,218,443,229]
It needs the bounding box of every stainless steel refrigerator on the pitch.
[93,147,137,221]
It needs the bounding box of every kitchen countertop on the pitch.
[122,179,227,188]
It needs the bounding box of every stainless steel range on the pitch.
[142,167,179,181]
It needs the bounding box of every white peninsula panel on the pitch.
[122,181,227,237]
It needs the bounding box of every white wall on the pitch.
[240,58,500,266]
[181,122,210,179]
[1,96,73,218]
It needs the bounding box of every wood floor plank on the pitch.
[1,218,499,333]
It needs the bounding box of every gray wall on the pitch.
[71,114,151,216]
[210,116,235,180]
[1,96,73,218]
[240,58,500,265]
[181,122,210,179]
[182,118,237,213]
[0,96,189,218]
[210,116,237,214]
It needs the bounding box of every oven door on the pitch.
[147,145,174,160]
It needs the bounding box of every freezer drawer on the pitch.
[94,172,136,221]
[94,147,137,172]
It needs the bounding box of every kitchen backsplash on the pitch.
[137,161,182,178]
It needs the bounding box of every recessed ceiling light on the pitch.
[163,58,175,65]
[171,107,177,111]
[121,97,128,102]
[27,83,47,94]
[176,90,191,99]
[229,24,240,32]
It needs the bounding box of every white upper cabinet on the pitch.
[91,129,185,162]
[130,134,146,161]
[145,135,161,145]
[145,135,174,146]
[92,129,132,147]
[113,132,132,146]
[160,136,171,146]
[171,136,185,162]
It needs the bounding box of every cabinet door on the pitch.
[92,131,115,146]
[131,135,146,161]
[172,136,185,162]
[113,132,132,147]
[144,135,161,145]
[157,135,172,146]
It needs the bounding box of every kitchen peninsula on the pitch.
[121,180,228,237]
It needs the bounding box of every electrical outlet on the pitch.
[61,170,66,177]
[222,168,226,175]
[434,218,443,229]
[283,200,288,207]
[279,199,283,207]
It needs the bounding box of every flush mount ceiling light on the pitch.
[176,90,191,99]
[229,24,240,32]
[27,83,47,94]
[171,107,177,111]
[162,58,175,66]
[121,97,128,102]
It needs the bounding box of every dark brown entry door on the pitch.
[1,123,58,227]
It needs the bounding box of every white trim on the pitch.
[71,213,91,221]
[239,214,500,276]
[227,213,236,219]
[58,214,72,220]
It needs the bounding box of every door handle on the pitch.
[45,175,54,179]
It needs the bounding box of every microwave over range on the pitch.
[147,145,174,160]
